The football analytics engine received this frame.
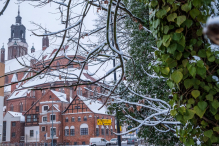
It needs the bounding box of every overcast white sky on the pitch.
[0,0,98,59]
[0,1,115,81]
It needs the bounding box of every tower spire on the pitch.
[18,5,20,16]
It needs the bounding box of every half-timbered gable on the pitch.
[64,95,91,114]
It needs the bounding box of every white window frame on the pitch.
[42,126,46,131]
[42,116,47,122]
[42,105,49,112]
[50,127,56,137]
[50,114,56,122]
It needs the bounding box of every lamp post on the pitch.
[52,97,54,146]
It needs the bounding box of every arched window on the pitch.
[96,125,99,136]
[64,126,69,136]
[57,62,60,69]
[65,117,68,122]
[10,104,14,111]
[71,117,75,122]
[111,126,113,135]
[101,126,104,135]
[20,102,23,112]
[78,117,81,122]
[80,124,88,135]
[83,116,87,121]
[70,126,75,136]
[106,126,109,135]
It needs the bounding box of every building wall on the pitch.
[3,113,22,142]
[25,126,40,143]
[10,121,25,143]
[0,62,5,143]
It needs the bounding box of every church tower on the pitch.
[7,6,28,60]
[42,30,49,50]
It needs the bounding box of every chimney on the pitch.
[1,44,5,63]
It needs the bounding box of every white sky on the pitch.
[0,1,115,81]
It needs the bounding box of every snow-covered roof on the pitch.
[11,74,18,82]
[8,89,29,100]
[8,111,25,122]
[4,85,11,92]
[5,45,75,73]
[3,106,6,112]
[20,68,91,88]
[78,95,108,114]
[51,90,68,102]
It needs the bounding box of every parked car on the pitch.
[121,138,128,144]
[90,137,110,146]
[127,138,138,145]
[109,138,117,145]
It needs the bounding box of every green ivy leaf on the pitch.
[215,114,219,120]
[167,0,175,4]
[184,79,193,89]
[204,130,213,138]
[198,101,207,111]
[151,0,158,7]
[177,15,186,26]
[172,33,182,41]
[181,2,191,12]
[192,0,202,8]
[198,49,206,58]
[191,90,200,98]
[175,28,184,33]
[164,26,169,34]
[170,109,177,116]
[166,58,177,68]
[171,70,183,84]
[184,109,195,120]
[197,60,204,68]
[208,56,215,62]
[211,100,219,109]
[182,59,188,67]
[188,66,196,77]
[190,9,200,19]
[194,106,206,118]
[188,98,195,104]
[184,19,193,28]
[163,35,170,42]
[156,9,167,18]
[206,94,213,101]
[167,43,177,54]
[213,127,219,132]
[163,38,171,47]
[161,67,170,75]
[167,13,177,22]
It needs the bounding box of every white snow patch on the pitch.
[51,90,68,102]
[212,75,219,82]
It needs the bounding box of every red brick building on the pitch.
[2,8,116,144]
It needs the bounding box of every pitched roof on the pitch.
[7,111,25,122]
[51,90,68,102]
[7,88,29,100]
[78,95,108,114]
[20,68,92,88]
[63,95,108,115]
[5,45,73,73]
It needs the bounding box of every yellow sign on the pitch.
[97,119,112,125]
